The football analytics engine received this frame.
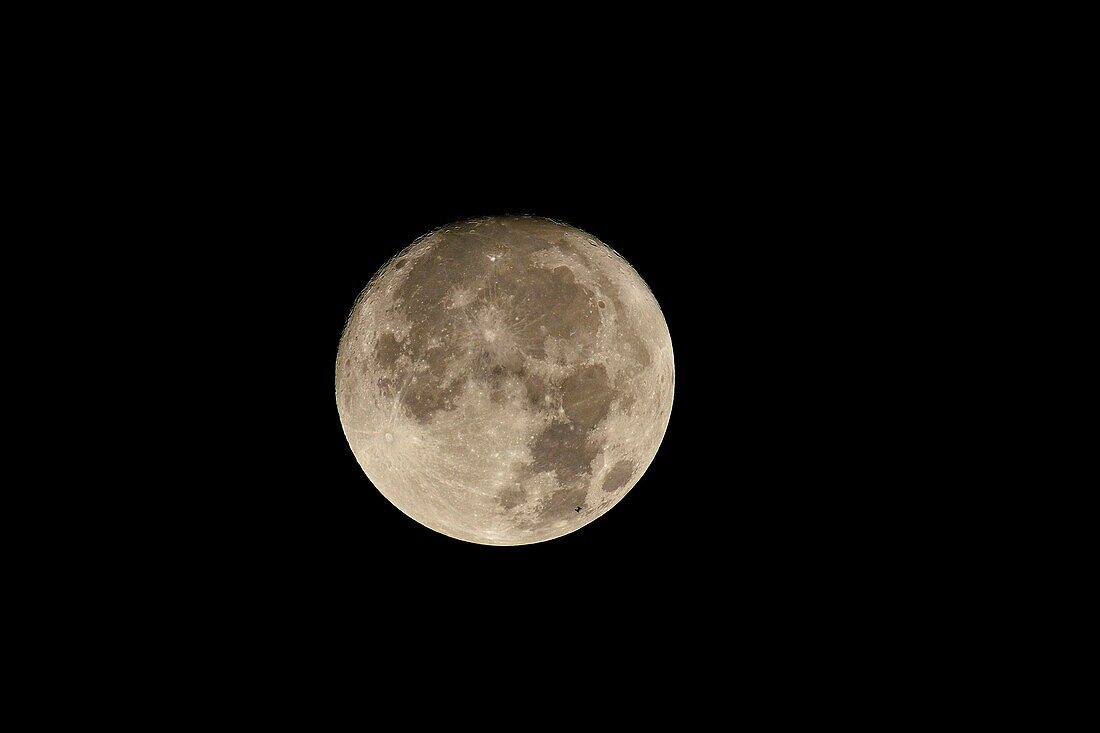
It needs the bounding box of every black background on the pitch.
[252,157,732,592]
[44,23,1005,706]
[192,91,925,649]
[226,147,867,613]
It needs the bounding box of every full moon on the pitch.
[336,216,674,545]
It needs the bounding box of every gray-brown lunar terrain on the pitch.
[336,216,674,545]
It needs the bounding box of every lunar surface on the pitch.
[336,216,674,545]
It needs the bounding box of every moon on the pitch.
[335,216,674,545]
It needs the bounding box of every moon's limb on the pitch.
[336,216,674,545]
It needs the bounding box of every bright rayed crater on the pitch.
[336,216,674,545]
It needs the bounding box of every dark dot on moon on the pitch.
[537,487,588,522]
[598,300,606,309]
